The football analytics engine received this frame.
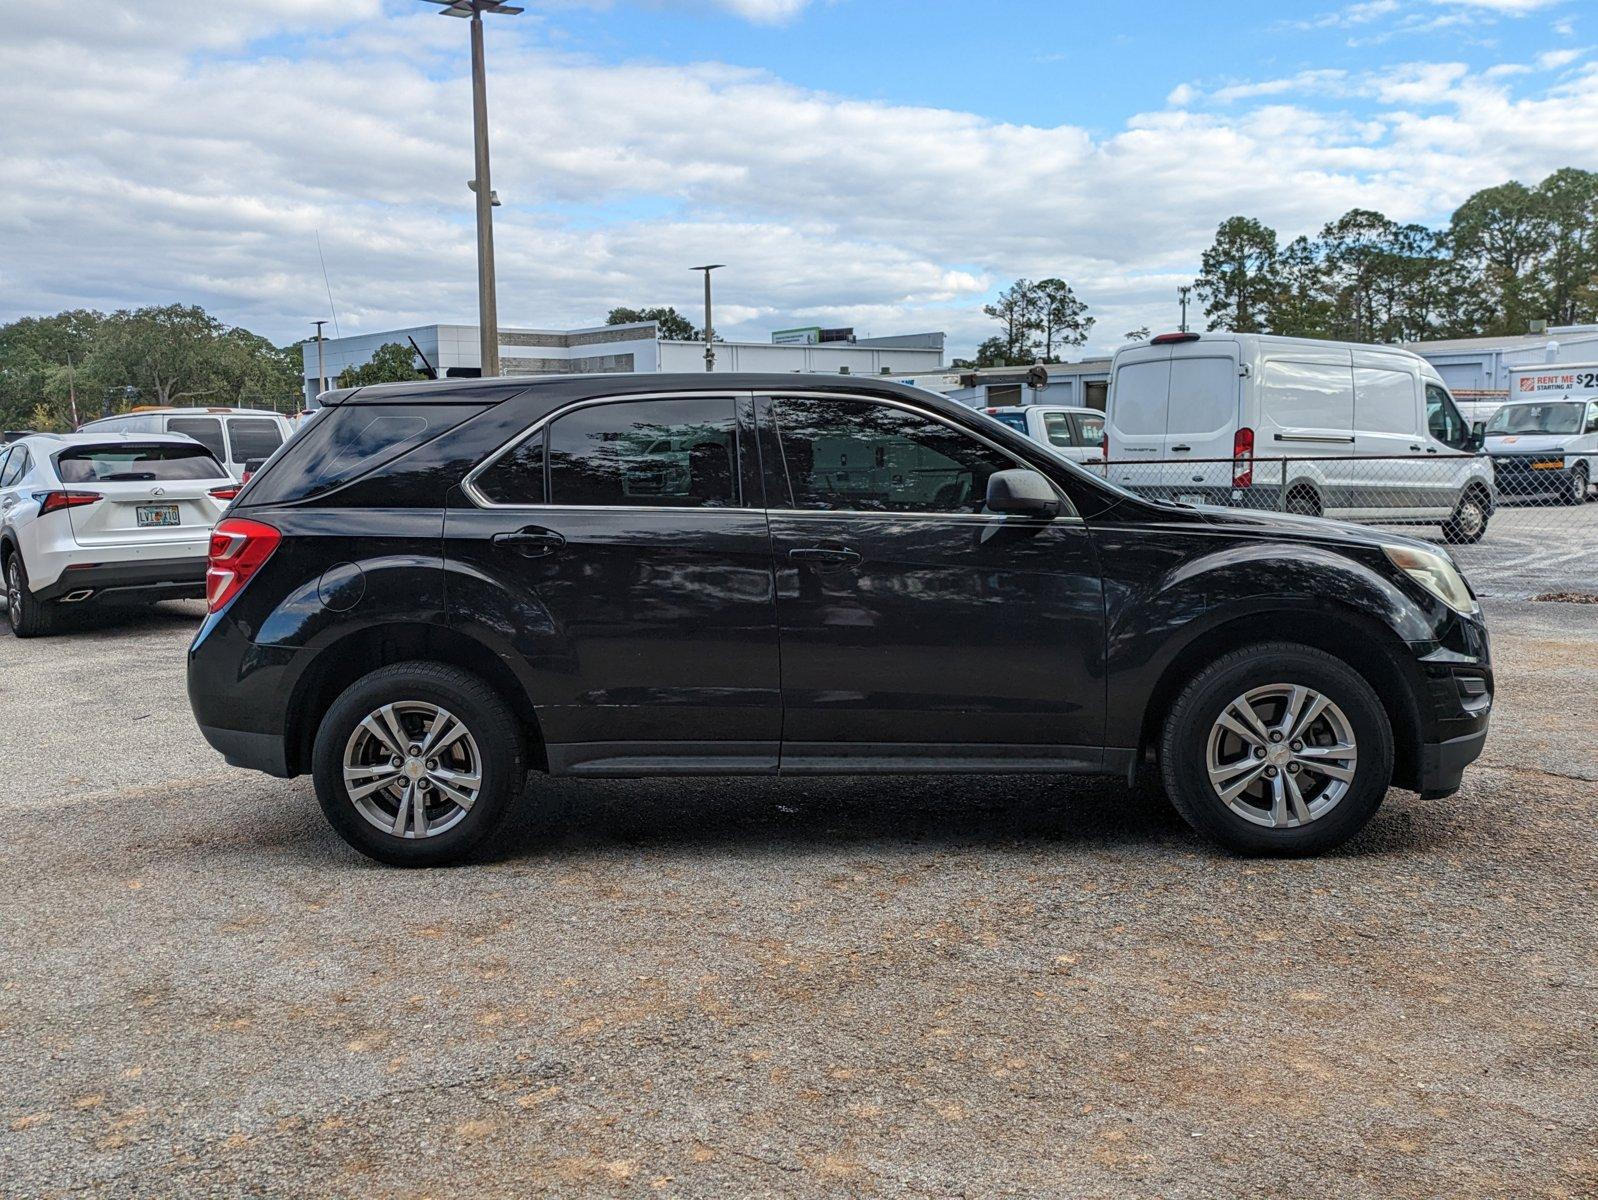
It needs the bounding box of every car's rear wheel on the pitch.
[312,661,525,866]
[1159,643,1394,855]
[5,552,58,639]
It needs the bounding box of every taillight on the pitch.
[1100,432,1110,460]
[209,485,242,501]
[206,517,280,613]
[1232,427,1255,489]
[34,490,102,515]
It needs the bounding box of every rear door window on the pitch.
[1041,412,1076,447]
[166,416,226,460]
[546,398,739,508]
[1072,412,1105,445]
[226,417,285,463]
[55,444,226,483]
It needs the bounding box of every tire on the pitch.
[1562,464,1588,507]
[1441,488,1490,545]
[312,661,526,867]
[1285,487,1320,518]
[1159,642,1395,856]
[5,551,59,639]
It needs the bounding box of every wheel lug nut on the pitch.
[426,759,438,771]
[390,757,401,768]
[1290,740,1303,752]
[1253,748,1267,760]
[1287,763,1300,775]
[1264,766,1279,778]
[1269,731,1283,743]
[407,744,422,757]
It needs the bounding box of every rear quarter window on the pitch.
[240,404,489,505]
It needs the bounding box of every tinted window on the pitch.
[546,398,738,508]
[56,444,226,483]
[166,416,226,460]
[242,404,488,506]
[227,417,285,462]
[473,430,546,505]
[0,448,24,487]
[772,397,1018,515]
[1426,384,1466,448]
[989,411,1028,434]
[1111,360,1170,436]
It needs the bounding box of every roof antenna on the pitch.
[315,229,341,338]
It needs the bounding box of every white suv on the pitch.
[1,433,237,637]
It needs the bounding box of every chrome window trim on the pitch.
[460,390,751,510]
[460,386,1080,522]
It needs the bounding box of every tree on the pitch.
[1195,217,1280,333]
[79,304,232,408]
[960,337,1015,368]
[1032,278,1094,360]
[606,305,700,341]
[1536,168,1598,326]
[982,279,1042,362]
[336,342,423,389]
[1269,235,1332,338]
[0,309,104,429]
[1449,181,1551,335]
[1124,326,1151,342]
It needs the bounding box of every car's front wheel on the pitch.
[5,552,58,639]
[1159,643,1395,855]
[312,661,525,866]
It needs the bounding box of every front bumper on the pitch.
[1418,726,1489,800]
[33,556,207,604]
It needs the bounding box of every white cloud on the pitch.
[2,8,1598,359]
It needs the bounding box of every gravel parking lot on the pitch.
[2,591,1595,1198]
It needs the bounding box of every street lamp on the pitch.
[691,264,724,372]
[422,0,523,378]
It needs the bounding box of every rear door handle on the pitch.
[1170,445,1192,453]
[788,544,861,567]
[491,526,566,557]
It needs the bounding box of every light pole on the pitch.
[1177,285,1192,333]
[311,319,329,399]
[691,264,724,372]
[424,0,523,378]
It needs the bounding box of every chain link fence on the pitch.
[1100,452,1598,599]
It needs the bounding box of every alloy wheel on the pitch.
[6,560,21,631]
[1205,683,1359,829]
[341,701,483,839]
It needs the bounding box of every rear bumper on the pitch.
[197,722,292,777]
[33,557,207,604]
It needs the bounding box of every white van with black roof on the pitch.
[1105,332,1497,543]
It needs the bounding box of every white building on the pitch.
[1405,325,1598,405]
[302,322,946,406]
[892,359,1113,410]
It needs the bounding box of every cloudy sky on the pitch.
[2,0,1595,360]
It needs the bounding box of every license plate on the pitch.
[136,504,181,528]
[1531,460,1564,470]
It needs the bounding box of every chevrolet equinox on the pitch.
[187,375,1492,866]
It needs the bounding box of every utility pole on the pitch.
[311,320,329,399]
[1177,285,1192,333]
[691,264,724,372]
[65,353,80,428]
[424,0,523,378]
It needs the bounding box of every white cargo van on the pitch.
[1488,363,1598,504]
[77,407,293,482]
[1105,332,1496,542]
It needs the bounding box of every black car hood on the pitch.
[1187,502,1438,554]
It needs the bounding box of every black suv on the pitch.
[188,375,1492,865]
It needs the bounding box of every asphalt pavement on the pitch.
[1,593,1594,1198]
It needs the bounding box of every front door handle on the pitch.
[788,544,861,567]
[492,526,566,557]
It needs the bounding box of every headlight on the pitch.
[1383,544,1478,615]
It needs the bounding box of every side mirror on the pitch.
[985,469,1061,518]
[1468,421,1485,451]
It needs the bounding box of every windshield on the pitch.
[1486,402,1584,436]
[987,411,1027,433]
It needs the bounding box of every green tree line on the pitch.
[0,304,305,432]
[1193,168,1598,342]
